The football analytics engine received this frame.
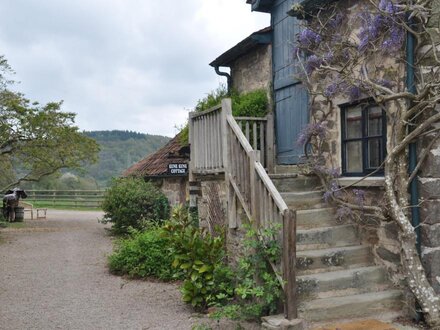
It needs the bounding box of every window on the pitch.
[341,102,386,176]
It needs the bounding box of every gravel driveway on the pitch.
[0,210,249,330]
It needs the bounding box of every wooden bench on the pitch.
[18,201,47,220]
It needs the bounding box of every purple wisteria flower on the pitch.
[353,189,365,207]
[357,2,404,53]
[336,206,353,222]
[348,86,362,100]
[382,27,405,53]
[324,82,340,97]
[305,55,323,74]
[323,180,342,203]
[298,28,322,48]
[379,0,397,14]
[297,122,327,146]
[375,78,394,89]
[328,13,344,29]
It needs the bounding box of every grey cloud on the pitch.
[0,0,268,136]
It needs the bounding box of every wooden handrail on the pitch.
[189,98,297,320]
[254,162,288,213]
[189,104,222,118]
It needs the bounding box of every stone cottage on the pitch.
[123,134,189,206]
[189,0,440,327]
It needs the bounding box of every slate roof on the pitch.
[209,26,272,68]
[122,134,189,178]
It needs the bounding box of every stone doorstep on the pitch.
[261,315,305,330]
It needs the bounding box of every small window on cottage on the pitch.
[341,102,386,176]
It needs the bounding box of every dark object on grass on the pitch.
[2,188,27,222]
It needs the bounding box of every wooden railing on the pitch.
[189,104,224,174]
[26,190,105,209]
[190,106,274,173]
[189,98,297,320]
[236,115,274,170]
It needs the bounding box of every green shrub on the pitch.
[195,84,228,112]
[101,178,169,235]
[108,226,180,280]
[232,89,268,118]
[211,225,283,321]
[163,205,234,310]
[179,87,269,145]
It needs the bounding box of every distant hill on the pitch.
[83,130,170,187]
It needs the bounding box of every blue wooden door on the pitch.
[272,0,308,164]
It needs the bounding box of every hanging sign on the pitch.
[168,163,188,175]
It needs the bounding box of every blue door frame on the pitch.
[272,0,309,165]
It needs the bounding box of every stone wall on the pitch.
[304,0,440,295]
[196,176,227,234]
[195,175,250,264]
[418,3,440,293]
[153,177,188,207]
[419,127,440,293]
[302,0,408,289]
[230,44,272,94]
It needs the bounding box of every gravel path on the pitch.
[0,210,245,330]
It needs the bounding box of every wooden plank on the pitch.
[214,113,219,168]
[192,169,225,175]
[235,116,268,122]
[226,115,253,153]
[228,183,237,229]
[222,99,232,173]
[283,209,297,320]
[245,121,250,142]
[260,121,265,167]
[189,114,195,179]
[228,173,252,221]
[193,119,198,169]
[250,151,260,226]
[266,112,275,172]
[190,103,222,118]
[254,162,289,212]
[204,115,208,169]
[253,122,258,150]
[208,114,213,168]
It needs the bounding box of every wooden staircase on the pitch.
[270,170,403,323]
[189,99,403,325]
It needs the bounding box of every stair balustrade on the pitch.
[189,98,297,320]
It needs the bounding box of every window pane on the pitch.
[368,138,383,168]
[346,141,362,172]
[368,106,382,136]
[345,106,362,139]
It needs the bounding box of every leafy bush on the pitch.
[211,225,283,321]
[101,178,169,235]
[179,86,269,145]
[163,205,234,309]
[232,89,268,118]
[195,84,229,112]
[108,226,180,280]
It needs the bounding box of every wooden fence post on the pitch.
[283,209,297,320]
[250,150,260,227]
[266,112,275,173]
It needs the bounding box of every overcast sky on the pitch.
[0,1,269,137]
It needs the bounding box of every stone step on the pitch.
[281,191,325,210]
[297,207,339,229]
[297,266,389,301]
[274,165,301,174]
[296,245,373,275]
[297,224,360,251]
[298,290,403,322]
[269,174,322,192]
